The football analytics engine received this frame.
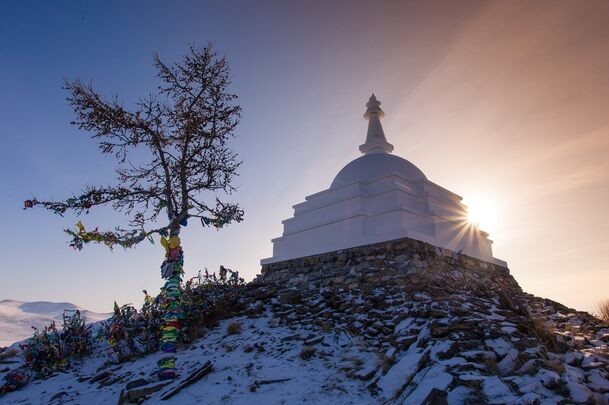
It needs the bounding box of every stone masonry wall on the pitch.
[256,236,522,299]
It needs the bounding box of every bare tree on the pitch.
[24,44,244,379]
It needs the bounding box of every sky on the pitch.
[1,1,608,314]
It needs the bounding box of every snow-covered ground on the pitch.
[0,300,110,347]
[1,311,376,404]
[1,286,608,404]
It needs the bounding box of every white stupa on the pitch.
[262,95,506,267]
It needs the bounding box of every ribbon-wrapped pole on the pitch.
[157,235,184,380]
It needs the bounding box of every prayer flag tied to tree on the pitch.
[23,44,244,380]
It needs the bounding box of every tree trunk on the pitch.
[157,227,184,380]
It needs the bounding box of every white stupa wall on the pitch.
[265,175,503,265]
[262,95,506,267]
[283,176,436,236]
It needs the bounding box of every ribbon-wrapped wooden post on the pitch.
[157,235,184,380]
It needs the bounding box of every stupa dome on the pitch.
[261,94,506,267]
[331,153,426,189]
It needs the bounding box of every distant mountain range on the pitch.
[0,299,110,347]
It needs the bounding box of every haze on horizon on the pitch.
[1,0,608,314]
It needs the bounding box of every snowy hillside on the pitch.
[1,287,608,404]
[0,311,377,404]
[0,300,110,347]
[1,238,609,404]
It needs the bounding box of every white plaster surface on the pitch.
[262,95,506,266]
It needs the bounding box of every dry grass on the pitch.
[0,348,18,361]
[530,317,560,352]
[544,358,566,375]
[483,357,499,374]
[226,322,242,335]
[378,352,396,373]
[594,299,609,325]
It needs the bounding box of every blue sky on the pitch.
[1,1,609,313]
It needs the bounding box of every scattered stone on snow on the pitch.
[2,237,609,404]
[126,381,171,403]
[159,361,213,401]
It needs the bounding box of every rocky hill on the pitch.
[1,237,608,404]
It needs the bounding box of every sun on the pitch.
[464,193,498,232]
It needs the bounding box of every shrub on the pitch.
[2,312,92,394]
[181,266,246,341]
[137,293,163,354]
[100,266,250,348]
[61,310,92,358]
[20,322,65,379]
[97,292,165,363]
[17,310,91,381]
[102,302,146,362]
[227,322,242,335]
[594,299,609,325]
[0,348,17,362]
[0,266,246,394]
[0,371,28,395]
[98,267,246,361]
[2,266,246,396]
[529,317,559,352]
